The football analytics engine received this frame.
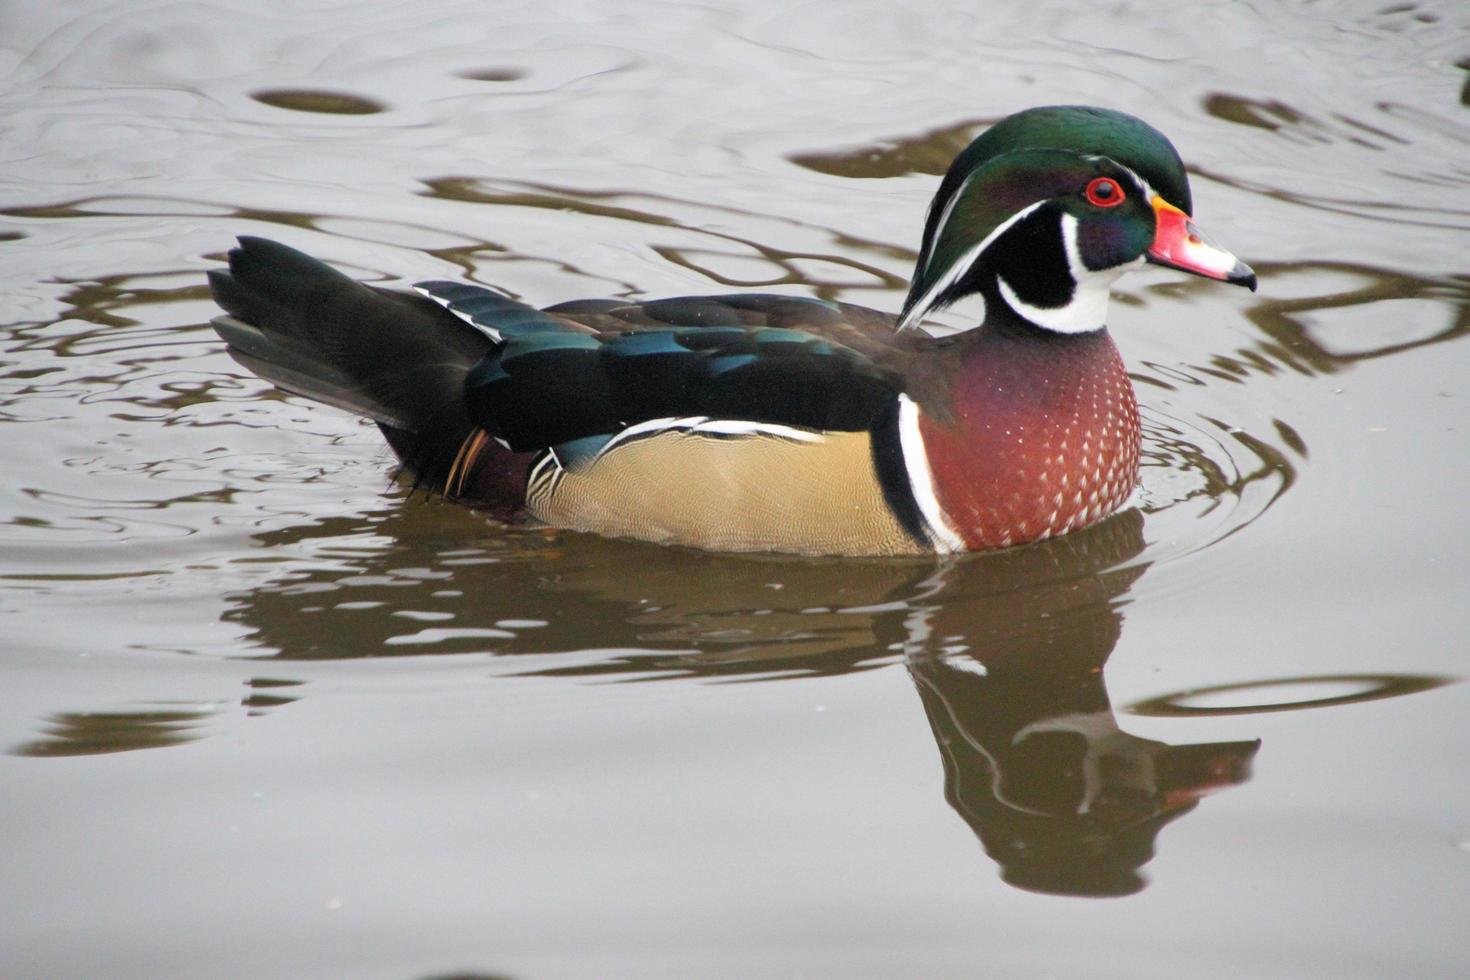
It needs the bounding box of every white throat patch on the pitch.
[996,213,1140,335]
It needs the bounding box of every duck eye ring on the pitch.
[1085,177,1124,208]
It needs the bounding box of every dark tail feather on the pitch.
[208,236,495,488]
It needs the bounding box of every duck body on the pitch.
[209,106,1253,556]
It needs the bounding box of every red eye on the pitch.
[1085,177,1125,208]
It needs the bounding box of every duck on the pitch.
[208,105,1255,556]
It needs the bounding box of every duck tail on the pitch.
[207,236,494,492]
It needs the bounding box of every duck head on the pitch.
[898,105,1256,335]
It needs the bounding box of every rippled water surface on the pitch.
[3,1,1469,977]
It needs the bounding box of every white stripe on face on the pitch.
[897,202,1045,333]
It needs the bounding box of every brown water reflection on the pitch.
[419,177,910,297]
[219,505,1262,894]
[1133,673,1453,717]
[1247,262,1470,371]
[10,678,302,757]
[223,502,1146,671]
[788,117,991,179]
[13,704,216,756]
[249,89,388,115]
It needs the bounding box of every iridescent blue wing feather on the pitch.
[436,286,902,454]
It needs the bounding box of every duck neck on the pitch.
[971,209,1138,337]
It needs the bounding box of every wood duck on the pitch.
[209,105,1255,556]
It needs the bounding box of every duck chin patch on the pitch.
[998,273,1111,334]
[998,213,1141,335]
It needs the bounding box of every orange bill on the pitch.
[1147,196,1256,290]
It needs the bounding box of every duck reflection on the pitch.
[896,510,1258,897]
[912,653,1256,896]
[220,501,1258,896]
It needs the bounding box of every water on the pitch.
[3,0,1469,976]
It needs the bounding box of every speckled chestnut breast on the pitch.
[917,328,1140,551]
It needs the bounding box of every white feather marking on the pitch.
[690,418,822,441]
[897,395,966,553]
[592,415,823,463]
[897,202,1046,333]
[529,452,559,483]
[412,284,504,343]
[944,656,990,678]
[596,417,700,458]
[526,451,561,506]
